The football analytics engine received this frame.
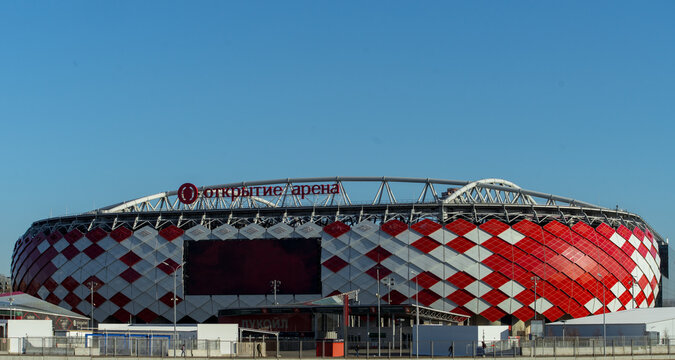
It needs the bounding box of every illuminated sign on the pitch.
[177,182,340,204]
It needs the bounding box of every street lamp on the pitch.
[376,266,381,357]
[162,260,185,357]
[531,276,539,322]
[9,274,13,320]
[598,273,606,356]
[86,281,99,330]
[270,280,281,305]
[382,277,395,352]
[411,270,419,360]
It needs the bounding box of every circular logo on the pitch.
[177,183,199,204]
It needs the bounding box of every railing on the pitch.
[0,336,672,358]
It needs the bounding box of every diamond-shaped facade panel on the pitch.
[295,222,322,238]
[267,223,293,239]
[323,256,349,273]
[119,268,142,283]
[411,219,442,236]
[159,225,184,241]
[212,224,238,240]
[239,223,265,240]
[12,195,663,327]
[120,251,142,267]
[110,227,133,242]
[323,221,350,238]
[365,246,392,263]
[381,220,408,237]
[352,221,378,237]
[411,236,441,254]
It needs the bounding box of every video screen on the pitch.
[184,238,321,295]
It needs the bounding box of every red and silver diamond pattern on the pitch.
[12,217,661,324]
[320,218,661,323]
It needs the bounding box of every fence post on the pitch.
[299,340,302,359]
[388,341,391,359]
[431,340,434,358]
[473,340,476,358]
[650,337,653,355]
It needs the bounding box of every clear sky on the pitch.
[1,2,674,275]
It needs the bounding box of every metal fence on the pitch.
[1,336,674,358]
[15,337,236,357]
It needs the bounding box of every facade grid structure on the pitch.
[10,177,663,329]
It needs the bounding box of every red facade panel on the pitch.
[411,219,442,236]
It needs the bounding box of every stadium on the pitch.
[11,177,665,336]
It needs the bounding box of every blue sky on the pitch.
[1,2,674,275]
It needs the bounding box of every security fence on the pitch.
[1,336,674,358]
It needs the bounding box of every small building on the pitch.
[546,307,675,341]
[1,319,53,353]
[0,292,89,335]
[414,325,510,356]
[97,323,239,356]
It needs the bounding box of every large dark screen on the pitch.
[184,238,321,295]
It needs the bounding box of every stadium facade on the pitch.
[11,177,665,332]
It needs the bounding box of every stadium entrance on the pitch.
[217,304,469,341]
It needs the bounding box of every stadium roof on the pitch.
[0,292,88,320]
[28,177,663,245]
[100,177,602,213]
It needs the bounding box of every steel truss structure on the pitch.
[32,177,662,245]
[100,177,598,213]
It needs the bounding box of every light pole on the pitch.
[376,266,381,357]
[270,280,281,305]
[531,276,539,322]
[162,261,185,357]
[9,274,13,320]
[411,270,419,360]
[383,277,395,352]
[598,273,607,356]
[86,281,98,329]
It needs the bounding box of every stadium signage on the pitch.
[177,182,340,204]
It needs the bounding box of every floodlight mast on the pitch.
[162,261,185,357]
